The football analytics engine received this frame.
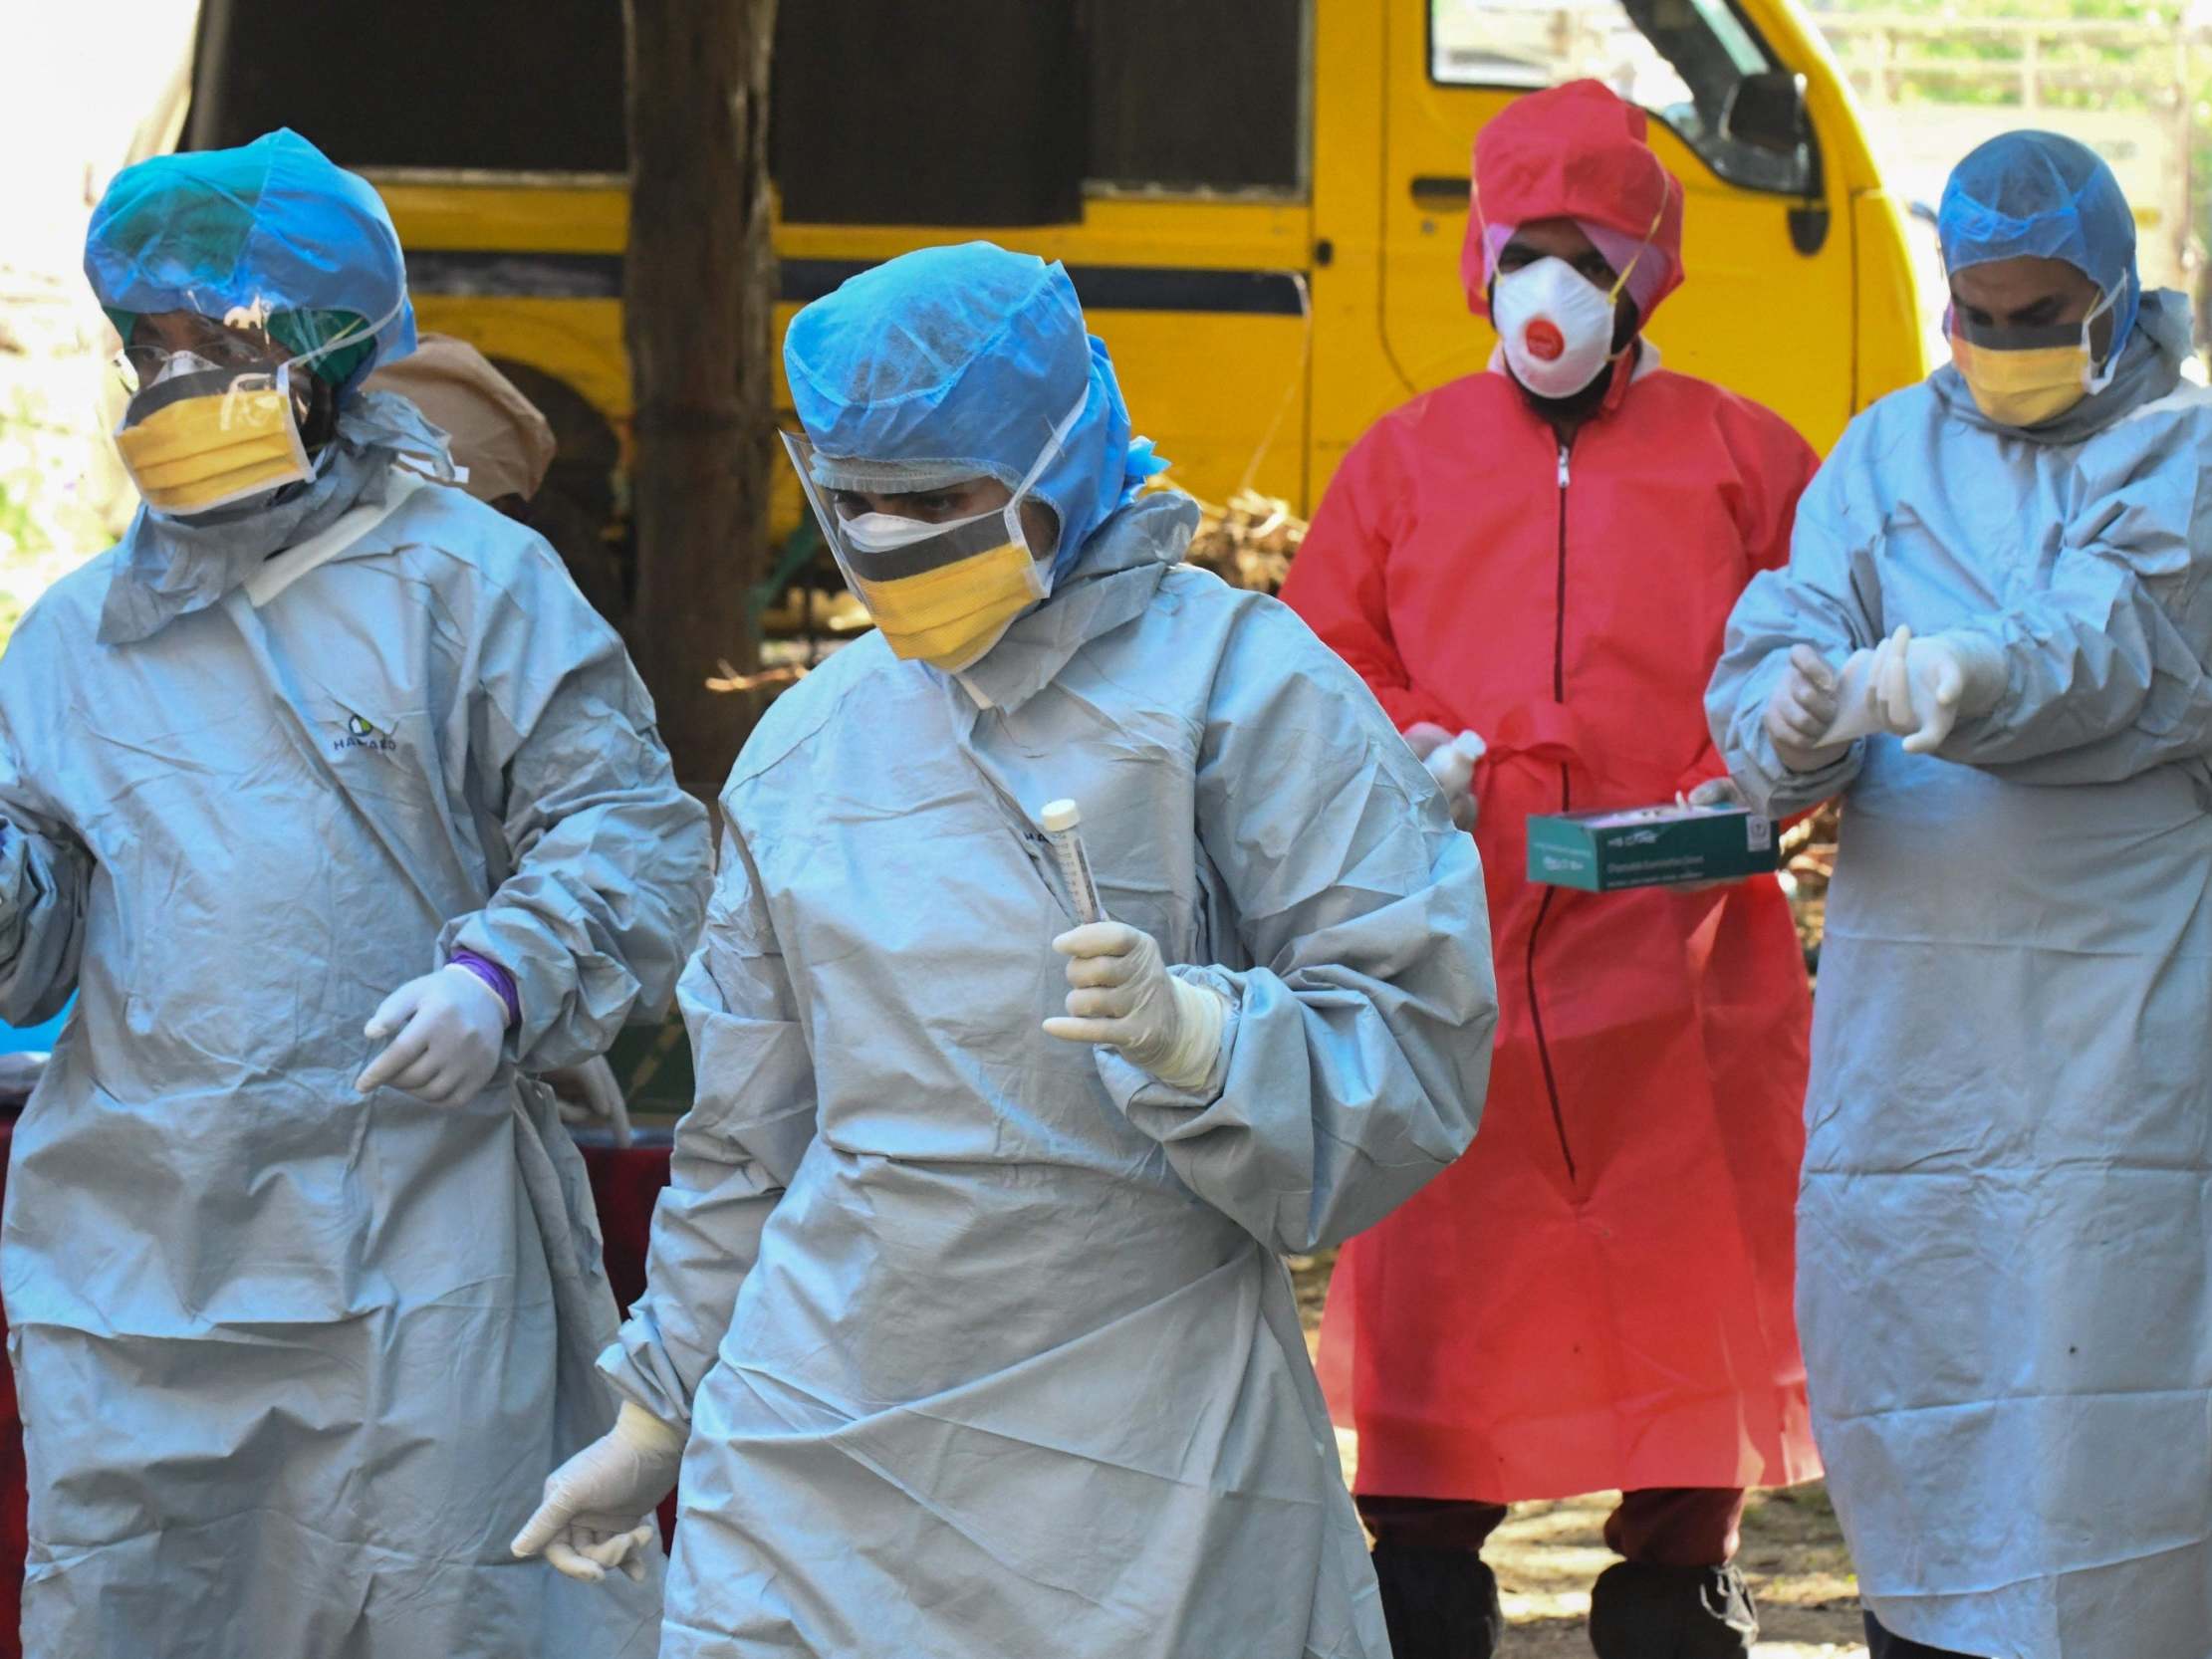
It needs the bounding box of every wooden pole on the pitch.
[621,0,778,800]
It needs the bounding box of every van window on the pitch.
[773,0,1085,226]
[183,0,627,172]
[1083,0,1306,194]
[1430,0,1814,196]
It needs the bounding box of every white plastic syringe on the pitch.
[1039,798,1107,925]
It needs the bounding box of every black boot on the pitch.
[1588,1560,1758,1658]
[1862,1608,1985,1659]
[1368,1541,1505,1659]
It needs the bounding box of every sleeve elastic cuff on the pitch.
[1944,628,2012,720]
[614,1398,686,1454]
[1095,967,1241,1111]
[447,950,521,1029]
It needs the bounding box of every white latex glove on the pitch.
[1680,777,1750,811]
[1671,777,1761,890]
[1401,721,1453,762]
[1042,921,1229,1091]
[511,1401,683,1584]
[544,1056,632,1148]
[1763,644,1849,773]
[356,964,509,1104]
[1860,625,2006,755]
[1419,730,1485,831]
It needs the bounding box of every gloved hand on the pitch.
[1860,624,2006,755]
[1671,777,1759,891]
[511,1401,684,1584]
[1404,727,1484,830]
[356,964,509,1104]
[544,1056,632,1148]
[1763,644,1848,773]
[1042,922,1229,1092]
[1400,722,1453,762]
[1680,777,1750,811]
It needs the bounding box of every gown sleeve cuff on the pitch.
[448,950,521,1029]
[1093,967,1240,1111]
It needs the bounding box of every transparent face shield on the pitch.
[107,294,404,518]
[777,390,1088,671]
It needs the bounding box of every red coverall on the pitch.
[1282,87,1825,1570]
[1289,355,1822,1510]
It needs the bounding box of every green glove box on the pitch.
[1527,803,1778,892]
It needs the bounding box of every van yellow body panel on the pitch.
[379,182,628,255]
[408,295,630,419]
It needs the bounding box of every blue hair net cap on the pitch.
[1938,130,2140,343]
[85,128,417,394]
[784,241,1164,566]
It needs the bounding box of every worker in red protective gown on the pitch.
[1283,80,1822,1659]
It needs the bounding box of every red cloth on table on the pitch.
[580,1140,676,1543]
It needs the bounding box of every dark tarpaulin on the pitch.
[1082,0,1304,192]
[186,0,1307,222]
[184,0,628,172]
[771,0,1085,226]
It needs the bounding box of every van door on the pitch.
[1378,0,1857,450]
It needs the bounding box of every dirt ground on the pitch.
[1288,1253,1868,1659]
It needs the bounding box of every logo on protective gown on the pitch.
[334,711,397,754]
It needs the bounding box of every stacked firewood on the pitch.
[1183,490,1305,594]
[1782,803,1841,972]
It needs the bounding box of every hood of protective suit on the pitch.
[1930,287,2192,446]
[953,490,1201,712]
[99,389,456,645]
[86,127,417,398]
[1939,128,2143,356]
[783,242,1167,577]
[1463,79,1686,321]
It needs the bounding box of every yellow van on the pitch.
[177,0,1924,553]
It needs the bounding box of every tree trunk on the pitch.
[622,0,777,799]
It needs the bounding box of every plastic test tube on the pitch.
[1039,798,1106,925]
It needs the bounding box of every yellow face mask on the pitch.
[113,365,315,516]
[777,388,1087,675]
[838,511,1047,672]
[1947,285,2117,429]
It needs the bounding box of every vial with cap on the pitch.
[1039,798,1106,925]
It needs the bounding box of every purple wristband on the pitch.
[448,951,520,1029]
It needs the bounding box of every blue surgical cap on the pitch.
[86,128,417,396]
[1938,130,2140,346]
[783,242,1168,568]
